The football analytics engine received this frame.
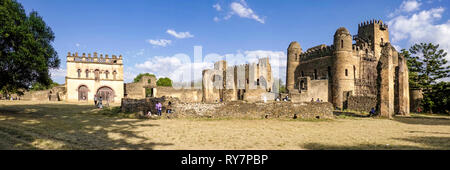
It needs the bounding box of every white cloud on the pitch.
[147,39,172,47]
[227,1,265,24]
[400,0,422,12]
[50,68,66,84]
[166,29,194,39]
[75,43,80,47]
[213,4,222,11]
[388,7,450,57]
[213,17,220,22]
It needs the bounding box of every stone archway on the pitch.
[97,86,115,103]
[78,85,89,101]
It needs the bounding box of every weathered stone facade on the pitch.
[202,58,274,103]
[124,75,157,99]
[65,52,124,103]
[286,20,410,117]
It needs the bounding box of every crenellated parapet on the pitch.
[67,52,123,64]
[358,19,388,30]
[300,45,334,61]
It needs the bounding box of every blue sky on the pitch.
[18,0,450,84]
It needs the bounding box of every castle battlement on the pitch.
[300,45,334,61]
[67,52,123,64]
[358,19,388,30]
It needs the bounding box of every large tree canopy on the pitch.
[0,0,60,94]
[156,77,172,87]
[402,43,450,113]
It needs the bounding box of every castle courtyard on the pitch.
[1,100,449,150]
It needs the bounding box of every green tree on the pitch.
[133,73,156,83]
[405,43,449,89]
[157,77,172,87]
[403,43,450,113]
[0,0,60,95]
[30,79,59,91]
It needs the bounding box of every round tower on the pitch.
[332,27,354,109]
[286,41,302,92]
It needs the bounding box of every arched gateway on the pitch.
[96,86,115,103]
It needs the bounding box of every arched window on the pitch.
[341,40,344,48]
[105,70,110,79]
[113,71,117,80]
[345,69,348,77]
[381,38,384,44]
[85,69,89,78]
[94,69,100,81]
[77,69,81,78]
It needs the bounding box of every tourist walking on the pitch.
[98,96,103,109]
[94,95,98,106]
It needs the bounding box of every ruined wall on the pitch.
[21,85,66,101]
[410,89,423,113]
[155,87,202,103]
[174,102,335,119]
[290,79,329,102]
[347,95,377,112]
[124,76,157,99]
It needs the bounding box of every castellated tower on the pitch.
[332,27,354,109]
[286,41,302,92]
[357,19,389,59]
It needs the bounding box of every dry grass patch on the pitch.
[0,100,449,150]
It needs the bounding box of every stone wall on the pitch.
[290,79,329,102]
[155,87,202,103]
[347,95,377,112]
[174,101,334,119]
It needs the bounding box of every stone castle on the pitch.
[286,19,410,117]
[202,58,274,103]
[65,52,124,103]
[18,19,420,118]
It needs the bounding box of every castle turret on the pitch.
[332,27,354,109]
[286,41,302,92]
[357,19,390,59]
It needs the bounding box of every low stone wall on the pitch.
[347,95,377,112]
[173,101,334,119]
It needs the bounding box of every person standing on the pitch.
[94,95,98,106]
[155,102,162,116]
[98,96,103,109]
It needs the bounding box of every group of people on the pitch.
[311,98,323,102]
[146,101,173,117]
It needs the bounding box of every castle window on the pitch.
[113,71,117,80]
[341,40,344,48]
[257,79,260,86]
[353,66,356,79]
[94,69,100,81]
[301,71,304,77]
[381,38,384,44]
[105,70,109,79]
[77,69,81,78]
[345,69,348,77]
[85,69,89,78]
[314,69,318,79]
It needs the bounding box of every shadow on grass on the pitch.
[301,136,450,150]
[393,115,450,126]
[0,103,173,150]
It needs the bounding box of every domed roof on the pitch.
[334,27,350,36]
[288,41,301,49]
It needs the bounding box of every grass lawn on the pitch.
[0,100,449,150]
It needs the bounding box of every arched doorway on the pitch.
[96,86,115,103]
[78,85,89,101]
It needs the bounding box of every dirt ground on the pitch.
[0,100,449,150]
